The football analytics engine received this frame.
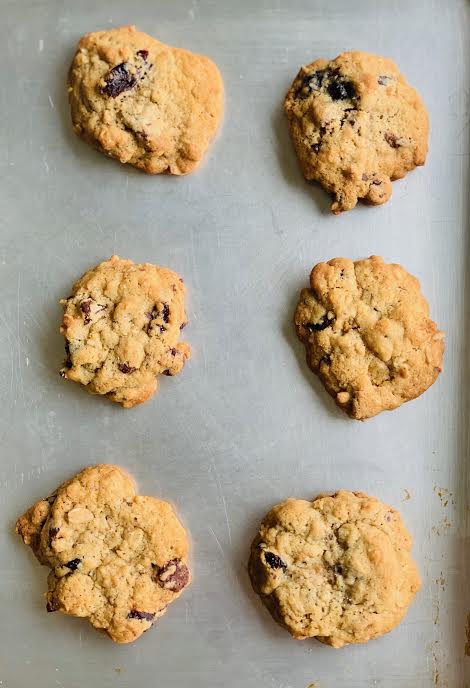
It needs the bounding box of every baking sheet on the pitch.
[0,0,469,686]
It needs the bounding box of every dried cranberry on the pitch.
[155,559,189,592]
[136,49,149,61]
[65,558,81,571]
[102,63,136,97]
[304,314,335,332]
[327,79,356,101]
[264,551,287,571]
[118,363,136,374]
[127,610,155,621]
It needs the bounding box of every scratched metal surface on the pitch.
[0,0,469,686]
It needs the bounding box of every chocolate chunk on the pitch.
[118,363,136,374]
[102,63,137,97]
[304,314,335,332]
[264,551,287,571]
[384,132,400,148]
[162,304,170,323]
[327,79,356,101]
[311,143,321,153]
[64,341,73,369]
[296,69,326,98]
[127,610,155,621]
[155,559,189,592]
[46,599,58,613]
[49,527,59,545]
[65,558,81,571]
[162,370,172,376]
[136,49,149,61]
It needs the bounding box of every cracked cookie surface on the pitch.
[69,25,224,174]
[284,51,428,213]
[295,256,444,420]
[60,255,190,408]
[16,464,191,643]
[249,491,420,648]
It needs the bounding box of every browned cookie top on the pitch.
[60,255,190,408]
[69,25,224,174]
[16,465,191,643]
[295,256,444,419]
[249,491,421,648]
[285,51,429,213]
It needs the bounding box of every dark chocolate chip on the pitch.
[64,341,73,369]
[304,314,335,332]
[384,132,400,148]
[372,178,382,186]
[80,299,92,323]
[311,143,321,153]
[65,558,81,571]
[102,63,137,97]
[155,559,190,592]
[264,551,287,571]
[162,304,170,323]
[334,564,343,575]
[136,49,149,61]
[162,369,172,376]
[127,609,155,621]
[118,363,136,374]
[180,322,187,330]
[296,69,326,97]
[327,79,356,101]
[45,494,57,505]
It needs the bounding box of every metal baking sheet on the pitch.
[1,1,469,686]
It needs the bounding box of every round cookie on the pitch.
[68,25,224,174]
[294,256,444,420]
[284,51,429,213]
[16,464,191,644]
[60,255,190,408]
[248,491,420,648]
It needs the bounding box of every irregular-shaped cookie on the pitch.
[16,464,191,643]
[294,256,444,419]
[69,25,224,174]
[60,255,190,408]
[284,51,428,213]
[249,491,420,647]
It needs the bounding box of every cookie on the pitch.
[59,255,190,408]
[249,490,420,648]
[294,256,444,420]
[284,51,429,213]
[68,25,223,174]
[16,464,191,643]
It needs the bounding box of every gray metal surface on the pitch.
[0,1,469,686]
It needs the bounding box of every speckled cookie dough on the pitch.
[294,256,444,420]
[69,25,224,174]
[249,490,421,647]
[284,51,429,213]
[16,464,191,643]
[59,255,190,408]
